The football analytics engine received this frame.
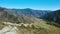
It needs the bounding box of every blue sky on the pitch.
[0,0,60,10]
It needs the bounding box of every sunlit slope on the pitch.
[0,18,60,34]
[17,18,60,34]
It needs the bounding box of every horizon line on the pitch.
[0,6,60,11]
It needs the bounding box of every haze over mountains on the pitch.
[10,8,51,17]
[0,7,60,26]
[10,8,60,27]
[0,7,60,34]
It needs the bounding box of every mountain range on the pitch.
[10,8,51,17]
[0,7,60,34]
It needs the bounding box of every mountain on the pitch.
[40,10,60,27]
[0,7,20,23]
[41,10,60,23]
[0,7,35,24]
[0,7,60,34]
[10,8,51,18]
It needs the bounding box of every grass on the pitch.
[16,17,60,34]
[27,18,60,34]
[0,18,60,34]
[0,21,6,30]
[46,21,60,27]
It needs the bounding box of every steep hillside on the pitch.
[0,8,19,23]
[40,10,60,27]
[0,7,36,24]
[0,18,60,34]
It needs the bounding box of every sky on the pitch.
[0,0,60,10]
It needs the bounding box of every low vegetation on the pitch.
[0,7,60,34]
